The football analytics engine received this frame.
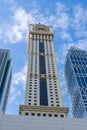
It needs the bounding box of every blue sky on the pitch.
[1,0,87,117]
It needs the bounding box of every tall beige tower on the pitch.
[19,24,68,117]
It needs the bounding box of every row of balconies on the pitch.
[30,34,53,40]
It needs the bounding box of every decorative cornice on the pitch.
[19,105,69,115]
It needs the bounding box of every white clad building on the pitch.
[19,24,68,117]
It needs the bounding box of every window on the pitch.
[34,103,37,105]
[31,113,35,116]
[25,112,29,115]
[39,55,46,74]
[60,114,64,117]
[40,78,48,106]
[42,35,44,38]
[54,114,58,117]
[32,35,34,38]
[43,113,46,116]
[37,113,41,116]
[48,114,52,117]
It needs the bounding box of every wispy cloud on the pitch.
[72,4,87,38]
[12,64,27,89]
[59,30,72,41]
[1,1,87,44]
[0,7,33,43]
[8,64,27,104]
[0,1,70,43]
[5,0,15,3]
[56,38,87,67]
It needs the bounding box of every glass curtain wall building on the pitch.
[65,47,87,118]
[0,49,12,114]
[19,24,68,117]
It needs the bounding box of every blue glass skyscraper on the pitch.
[65,47,87,118]
[0,49,12,113]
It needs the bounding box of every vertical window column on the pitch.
[39,41,48,106]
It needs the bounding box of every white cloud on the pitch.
[5,0,14,3]
[72,4,87,38]
[0,5,39,43]
[12,7,29,30]
[56,38,87,66]
[59,31,72,41]
[0,1,70,43]
[56,2,66,13]
[12,64,27,87]
[63,39,87,53]
[51,2,69,29]
[8,64,27,104]
[1,1,87,44]
[73,4,87,25]
[9,90,20,104]
[75,30,87,38]
[2,7,29,43]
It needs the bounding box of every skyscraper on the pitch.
[0,49,12,114]
[19,24,68,117]
[65,46,87,118]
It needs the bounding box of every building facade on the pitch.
[0,114,87,130]
[65,47,87,118]
[0,49,12,113]
[19,24,68,117]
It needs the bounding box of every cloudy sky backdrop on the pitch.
[0,0,87,117]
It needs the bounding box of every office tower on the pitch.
[19,24,68,117]
[65,46,87,118]
[0,49,12,114]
